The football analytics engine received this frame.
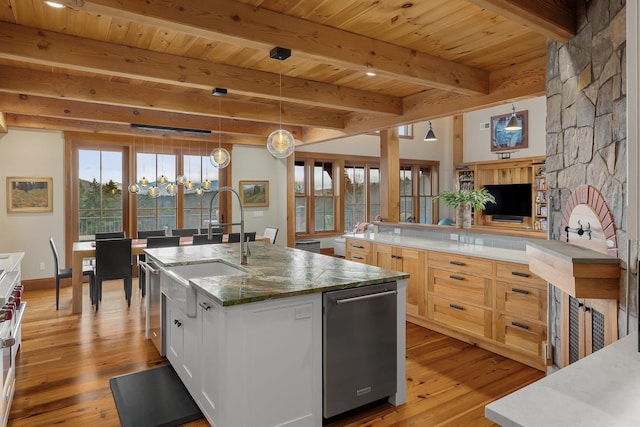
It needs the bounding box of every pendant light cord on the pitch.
[279,61,283,129]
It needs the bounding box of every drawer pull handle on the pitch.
[511,288,530,295]
[512,271,530,278]
[449,261,465,266]
[199,302,211,311]
[449,304,464,311]
[353,256,363,260]
[391,255,396,259]
[449,275,464,281]
[511,322,530,330]
[174,319,182,328]
[353,245,364,249]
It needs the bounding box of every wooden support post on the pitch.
[380,128,400,222]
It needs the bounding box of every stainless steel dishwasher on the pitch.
[323,281,397,419]
[138,258,163,355]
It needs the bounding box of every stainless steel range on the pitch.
[0,253,26,427]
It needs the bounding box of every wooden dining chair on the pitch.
[139,236,180,296]
[93,238,132,311]
[192,233,223,245]
[50,237,95,310]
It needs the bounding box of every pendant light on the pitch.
[210,88,231,168]
[504,104,522,131]
[424,121,437,141]
[166,182,177,195]
[128,137,142,193]
[266,47,295,159]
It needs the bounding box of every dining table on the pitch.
[70,235,269,314]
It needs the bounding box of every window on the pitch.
[418,167,437,224]
[78,149,124,240]
[344,164,380,231]
[294,161,308,233]
[399,164,439,224]
[67,135,230,243]
[136,152,177,231]
[183,155,221,229]
[314,161,335,232]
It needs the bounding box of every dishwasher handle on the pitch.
[138,259,160,275]
[335,289,397,305]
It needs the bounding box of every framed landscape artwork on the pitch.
[239,180,269,207]
[490,110,528,152]
[7,177,53,213]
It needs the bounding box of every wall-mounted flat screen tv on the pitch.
[482,184,532,218]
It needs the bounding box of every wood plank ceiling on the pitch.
[0,0,576,146]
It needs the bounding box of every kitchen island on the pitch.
[145,242,408,427]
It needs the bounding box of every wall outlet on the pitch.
[39,262,45,271]
[480,121,490,130]
[449,233,459,241]
[394,228,401,234]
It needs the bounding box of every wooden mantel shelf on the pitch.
[526,240,620,299]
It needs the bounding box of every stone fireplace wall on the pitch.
[545,0,632,367]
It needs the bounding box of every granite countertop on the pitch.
[345,232,530,264]
[485,332,640,426]
[145,243,408,306]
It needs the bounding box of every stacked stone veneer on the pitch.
[546,0,632,367]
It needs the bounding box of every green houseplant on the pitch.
[433,185,496,228]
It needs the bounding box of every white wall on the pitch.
[230,145,288,246]
[463,96,547,163]
[0,128,66,280]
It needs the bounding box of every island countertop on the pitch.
[145,243,409,306]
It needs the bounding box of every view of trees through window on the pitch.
[78,149,123,239]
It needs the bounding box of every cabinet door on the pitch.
[199,295,221,423]
[396,247,425,319]
[165,301,184,368]
[374,244,394,270]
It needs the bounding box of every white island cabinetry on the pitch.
[174,290,323,427]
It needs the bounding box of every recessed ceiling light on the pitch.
[366,71,376,77]
[45,1,65,9]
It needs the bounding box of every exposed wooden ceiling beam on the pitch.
[302,57,546,144]
[0,93,309,140]
[0,66,321,131]
[59,0,490,95]
[468,0,576,43]
[0,112,7,135]
[0,22,400,116]
[7,113,267,146]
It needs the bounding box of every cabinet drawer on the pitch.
[428,296,492,338]
[429,268,491,307]
[496,313,546,358]
[346,239,371,253]
[496,281,546,322]
[496,262,546,288]
[347,250,369,264]
[428,251,493,278]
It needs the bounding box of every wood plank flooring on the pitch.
[8,280,544,426]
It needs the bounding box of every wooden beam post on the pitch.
[453,114,464,167]
[379,128,400,222]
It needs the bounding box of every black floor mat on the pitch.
[110,365,203,427]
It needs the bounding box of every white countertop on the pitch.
[345,232,530,264]
[485,332,640,426]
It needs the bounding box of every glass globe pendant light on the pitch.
[201,179,212,190]
[166,182,177,195]
[176,174,188,186]
[139,176,149,187]
[195,187,205,197]
[148,185,160,198]
[266,49,295,159]
[157,174,168,185]
[128,182,140,194]
[210,88,231,168]
[185,180,195,191]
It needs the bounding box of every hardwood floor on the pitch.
[9,280,544,426]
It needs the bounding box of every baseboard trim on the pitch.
[23,277,55,291]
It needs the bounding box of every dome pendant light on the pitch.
[210,88,231,168]
[424,121,437,141]
[504,104,522,131]
[266,47,295,159]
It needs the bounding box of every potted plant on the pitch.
[433,185,496,228]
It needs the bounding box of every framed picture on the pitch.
[490,110,528,152]
[239,180,269,207]
[7,177,53,213]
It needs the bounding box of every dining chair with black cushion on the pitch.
[200,227,224,235]
[50,237,95,311]
[192,233,223,245]
[227,232,241,243]
[262,227,278,245]
[170,228,199,237]
[139,235,180,296]
[93,238,133,311]
[95,231,126,240]
[137,230,166,239]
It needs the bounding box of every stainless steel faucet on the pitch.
[208,186,248,265]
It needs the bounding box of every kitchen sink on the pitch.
[160,261,247,317]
